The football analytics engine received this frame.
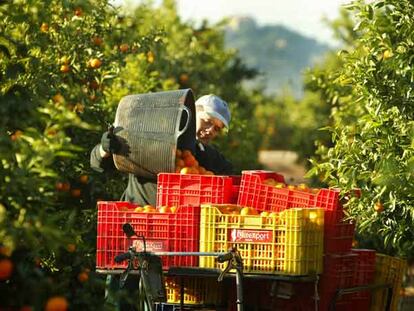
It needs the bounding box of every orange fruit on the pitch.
[77,271,89,283]
[180,167,192,174]
[45,296,68,311]
[89,58,102,69]
[198,167,206,175]
[297,183,309,191]
[179,73,189,84]
[119,43,129,53]
[74,8,83,17]
[240,207,249,216]
[60,56,69,65]
[134,206,144,213]
[40,22,49,32]
[92,36,103,46]
[70,189,81,197]
[374,202,384,213]
[66,244,76,253]
[181,150,192,158]
[143,205,155,213]
[60,64,70,73]
[0,258,13,280]
[75,103,86,112]
[204,170,214,175]
[79,175,88,184]
[52,93,65,104]
[55,182,64,191]
[147,51,154,63]
[175,159,185,167]
[61,182,70,192]
[10,130,23,141]
[158,206,170,213]
[260,211,269,217]
[184,155,196,167]
[383,50,393,59]
[176,149,182,158]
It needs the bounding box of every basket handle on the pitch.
[177,105,191,136]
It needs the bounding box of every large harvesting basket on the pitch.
[113,89,196,179]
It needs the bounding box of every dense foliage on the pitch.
[307,0,414,259]
[1,0,413,309]
[0,0,261,309]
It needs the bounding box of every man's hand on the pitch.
[100,130,121,154]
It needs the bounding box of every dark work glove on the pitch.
[100,130,121,154]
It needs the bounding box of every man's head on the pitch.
[195,94,231,144]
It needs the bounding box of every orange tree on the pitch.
[306,0,414,259]
[1,0,263,309]
[0,0,156,309]
[105,0,261,173]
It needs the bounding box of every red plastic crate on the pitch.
[324,222,355,253]
[351,249,376,301]
[319,253,357,293]
[237,171,343,214]
[230,175,241,204]
[352,249,376,285]
[156,173,238,208]
[96,201,200,270]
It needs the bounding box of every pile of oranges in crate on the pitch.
[217,204,280,217]
[118,204,178,213]
[175,149,214,175]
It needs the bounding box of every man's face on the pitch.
[196,114,225,144]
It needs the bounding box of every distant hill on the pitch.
[224,16,331,97]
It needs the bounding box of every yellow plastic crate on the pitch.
[165,276,223,305]
[370,254,407,311]
[199,204,324,275]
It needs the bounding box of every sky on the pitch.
[117,0,352,46]
[175,0,351,45]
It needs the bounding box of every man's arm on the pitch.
[90,144,116,173]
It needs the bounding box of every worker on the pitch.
[90,93,233,310]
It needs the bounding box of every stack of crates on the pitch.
[236,170,355,253]
[319,253,358,310]
[236,170,404,310]
[370,254,407,311]
[154,173,240,309]
[199,204,324,275]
